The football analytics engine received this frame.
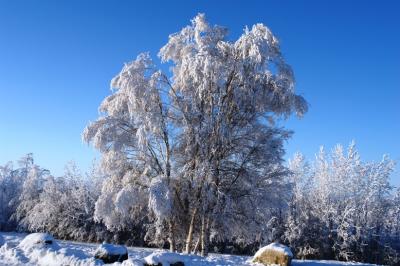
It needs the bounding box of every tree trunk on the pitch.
[185,208,198,253]
[193,237,200,254]
[169,220,176,252]
[200,213,210,256]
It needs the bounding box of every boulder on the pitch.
[94,243,128,263]
[18,233,59,251]
[143,251,185,266]
[252,242,293,266]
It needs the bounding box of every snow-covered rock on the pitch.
[0,235,4,247]
[144,251,188,266]
[253,242,293,266]
[94,243,128,263]
[18,233,59,251]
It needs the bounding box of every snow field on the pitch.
[0,232,378,266]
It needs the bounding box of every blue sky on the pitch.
[0,0,399,183]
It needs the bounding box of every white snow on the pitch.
[0,232,378,266]
[1,232,100,266]
[144,251,207,265]
[144,251,185,264]
[254,242,293,258]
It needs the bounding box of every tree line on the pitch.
[1,145,398,264]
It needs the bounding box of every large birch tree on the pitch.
[83,13,307,255]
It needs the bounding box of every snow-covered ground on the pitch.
[0,232,378,266]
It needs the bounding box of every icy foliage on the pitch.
[148,177,172,222]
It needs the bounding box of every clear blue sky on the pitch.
[1,0,399,183]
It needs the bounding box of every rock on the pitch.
[143,251,185,266]
[94,243,128,263]
[0,235,4,247]
[18,233,59,251]
[252,242,293,266]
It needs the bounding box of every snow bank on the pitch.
[144,251,186,265]
[144,251,207,265]
[11,233,100,266]
[27,247,101,266]
[0,242,31,265]
[254,242,293,258]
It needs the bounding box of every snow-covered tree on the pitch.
[0,154,43,230]
[284,142,397,264]
[14,166,49,230]
[0,161,20,230]
[22,161,109,242]
[83,13,307,254]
